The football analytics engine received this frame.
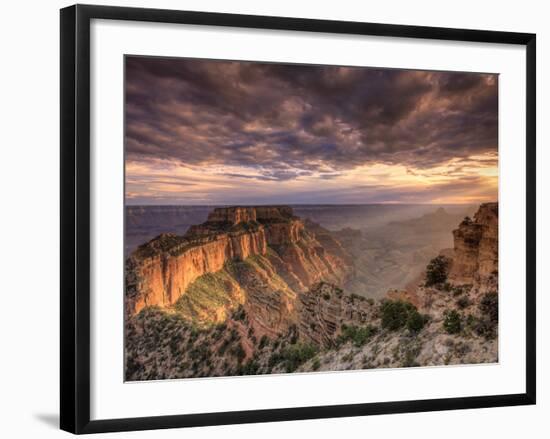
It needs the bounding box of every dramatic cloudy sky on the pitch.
[125,56,498,205]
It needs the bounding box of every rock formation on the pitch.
[125,202,499,381]
[126,206,353,317]
[448,202,498,294]
[297,282,374,347]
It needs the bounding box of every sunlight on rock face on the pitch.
[123,57,499,381]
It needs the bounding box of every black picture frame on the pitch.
[60,4,536,434]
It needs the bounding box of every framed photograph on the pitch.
[60,4,536,434]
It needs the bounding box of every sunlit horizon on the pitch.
[125,57,498,206]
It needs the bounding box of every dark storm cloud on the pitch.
[125,56,498,178]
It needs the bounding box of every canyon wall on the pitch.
[126,206,352,316]
[205,205,295,224]
[126,228,267,315]
[448,202,498,293]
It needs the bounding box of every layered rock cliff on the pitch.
[125,227,267,315]
[125,206,353,317]
[125,203,499,381]
[448,202,498,294]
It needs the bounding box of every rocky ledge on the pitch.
[125,203,499,380]
[448,202,498,294]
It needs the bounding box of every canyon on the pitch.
[125,203,499,380]
[124,204,473,257]
[125,206,353,322]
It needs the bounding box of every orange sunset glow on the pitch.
[125,57,498,205]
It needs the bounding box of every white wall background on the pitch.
[0,0,546,437]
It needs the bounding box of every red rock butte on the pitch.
[125,206,353,317]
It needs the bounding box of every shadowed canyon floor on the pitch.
[125,204,498,380]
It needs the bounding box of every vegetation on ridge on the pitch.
[125,203,499,380]
[425,255,450,287]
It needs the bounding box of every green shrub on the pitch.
[279,343,318,373]
[406,311,428,333]
[443,310,462,334]
[312,358,321,371]
[238,360,260,376]
[425,255,450,287]
[381,300,414,330]
[381,300,425,333]
[268,352,281,368]
[460,292,499,339]
[338,324,377,347]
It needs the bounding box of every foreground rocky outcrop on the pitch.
[448,202,498,295]
[126,282,378,380]
[125,203,498,381]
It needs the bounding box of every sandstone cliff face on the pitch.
[448,202,498,293]
[126,228,267,315]
[264,220,303,245]
[206,206,259,224]
[205,205,294,224]
[126,203,499,381]
[126,206,352,317]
